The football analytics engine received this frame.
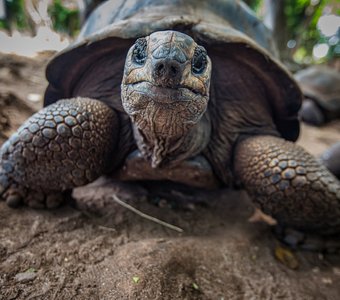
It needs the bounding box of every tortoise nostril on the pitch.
[170,65,178,76]
[153,59,182,86]
[157,63,164,73]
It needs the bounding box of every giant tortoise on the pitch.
[295,65,340,180]
[296,65,340,126]
[1,0,340,240]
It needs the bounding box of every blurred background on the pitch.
[0,0,338,68]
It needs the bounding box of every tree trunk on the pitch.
[264,0,289,61]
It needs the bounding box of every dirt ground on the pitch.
[0,53,340,300]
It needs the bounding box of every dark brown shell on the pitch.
[45,0,302,141]
[295,65,340,113]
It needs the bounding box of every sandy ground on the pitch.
[0,53,340,300]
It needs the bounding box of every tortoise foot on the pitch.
[1,179,65,209]
[235,135,340,237]
[0,97,119,208]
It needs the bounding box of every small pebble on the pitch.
[27,93,42,103]
[321,277,333,285]
[14,272,37,283]
[333,267,340,276]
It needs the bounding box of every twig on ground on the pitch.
[111,195,184,233]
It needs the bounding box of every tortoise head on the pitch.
[121,31,211,139]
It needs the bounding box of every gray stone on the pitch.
[14,271,37,283]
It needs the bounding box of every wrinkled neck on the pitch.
[132,113,211,168]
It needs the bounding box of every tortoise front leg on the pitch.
[0,97,118,208]
[234,135,340,236]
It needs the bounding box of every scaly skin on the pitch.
[0,97,118,208]
[121,31,212,167]
[234,135,340,235]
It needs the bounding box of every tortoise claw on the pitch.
[0,172,64,209]
[5,190,24,208]
[0,163,25,207]
[22,190,64,209]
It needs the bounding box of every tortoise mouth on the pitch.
[126,81,203,104]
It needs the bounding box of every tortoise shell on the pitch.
[45,0,302,141]
[295,65,340,115]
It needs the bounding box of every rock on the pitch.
[14,271,37,283]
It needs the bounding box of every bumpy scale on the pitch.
[235,135,340,235]
[0,98,117,208]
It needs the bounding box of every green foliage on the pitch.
[0,20,6,30]
[1,0,29,30]
[286,0,339,62]
[48,0,80,36]
[250,0,336,63]
[285,0,326,61]
[0,0,80,36]
[247,0,263,12]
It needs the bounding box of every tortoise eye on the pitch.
[132,38,147,65]
[192,46,207,75]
